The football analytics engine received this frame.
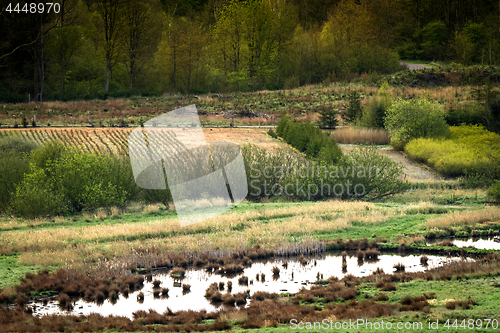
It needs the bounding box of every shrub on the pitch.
[487,181,500,202]
[267,128,277,139]
[360,97,388,128]
[385,99,449,150]
[405,125,500,178]
[0,150,31,212]
[275,115,342,163]
[486,96,500,133]
[445,104,485,127]
[9,168,69,217]
[8,141,138,217]
[242,144,409,201]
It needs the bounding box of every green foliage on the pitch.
[452,22,487,65]
[0,136,38,155]
[267,128,277,139]
[360,97,388,128]
[275,114,290,138]
[0,137,38,211]
[385,99,449,150]
[141,189,172,207]
[318,106,339,129]
[0,152,31,212]
[342,91,362,124]
[486,96,500,134]
[7,142,139,217]
[10,168,69,218]
[405,125,500,178]
[487,181,500,201]
[445,104,485,127]
[276,115,342,163]
[21,118,28,128]
[242,144,408,201]
[420,20,447,60]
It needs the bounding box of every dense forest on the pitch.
[1,0,499,102]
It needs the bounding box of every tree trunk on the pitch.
[129,60,135,90]
[40,17,45,102]
[61,71,65,99]
[105,55,110,92]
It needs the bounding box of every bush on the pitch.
[242,144,409,201]
[267,128,277,139]
[488,181,500,202]
[0,152,31,212]
[9,142,138,217]
[0,137,37,212]
[486,96,500,134]
[10,168,69,218]
[446,104,485,127]
[405,125,500,178]
[385,99,449,150]
[360,97,387,128]
[276,115,342,163]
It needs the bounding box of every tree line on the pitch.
[1,0,500,102]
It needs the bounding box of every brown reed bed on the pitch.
[331,127,390,145]
[2,239,499,328]
[2,257,500,332]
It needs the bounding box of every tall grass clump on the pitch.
[385,99,449,150]
[331,127,389,145]
[427,206,500,230]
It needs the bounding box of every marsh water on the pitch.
[426,236,500,250]
[31,252,467,319]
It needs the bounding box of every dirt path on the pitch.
[339,144,442,182]
[400,62,432,70]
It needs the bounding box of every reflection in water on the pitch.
[427,236,500,250]
[32,253,466,319]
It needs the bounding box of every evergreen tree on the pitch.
[342,91,362,124]
[318,106,339,129]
